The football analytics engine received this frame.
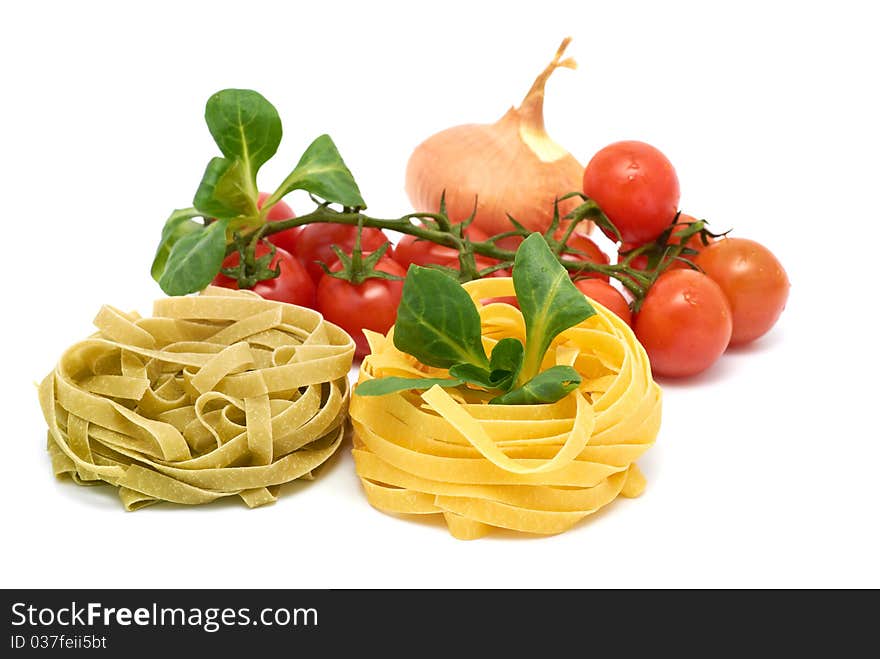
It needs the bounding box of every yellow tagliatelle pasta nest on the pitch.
[39,286,355,510]
[351,277,661,539]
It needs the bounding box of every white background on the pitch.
[1,0,878,588]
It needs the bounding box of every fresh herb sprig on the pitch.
[152,89,365,296]
[355,234,592,405]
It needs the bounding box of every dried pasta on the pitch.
[39,286,355,510]
[351,277,661,539]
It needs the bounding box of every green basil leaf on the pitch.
[487,338,524,391]
[158,219,230,296]
[151,208,203,282]
[514,234,595,383]
[193,157,257,219]
[204,89,281,178]
[266,134,365,209]
[355,377,464,397]
[448,363,494,388]
[490,366,581,405]
[393,266,489,370]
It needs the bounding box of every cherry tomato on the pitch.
[583,140,680,244]
[634,269,732,378]
[316,256,406,358]
[393,224,488,269]
[555,230,609,281]
[294,224,389,284]
[694,237,789,346]
[213,243,316,308]
[260,192,300,256]
[574,280,632,326]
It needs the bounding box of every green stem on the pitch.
[244,206,465,254]
[215,200,702,305]
[240,205,655,293]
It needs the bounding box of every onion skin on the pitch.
[405,39,586,237]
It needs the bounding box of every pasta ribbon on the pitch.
[351,278,661,539]
[39,286,355,510]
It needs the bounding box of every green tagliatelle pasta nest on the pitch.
[38,286,355,510]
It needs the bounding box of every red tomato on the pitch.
[442,254,510,278]
[583,141,680,244]
[634,269,732,378]
[694,237,789,346]
[294,224,389,283]
[555,230,609,281]
[260,192,300,256]
[316,256,406,358]
[574,280,632,326]
[393,225,488,268]
[213,243,316,308]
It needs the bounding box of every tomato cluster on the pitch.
[210,156,789,379]
[582,141,790,378]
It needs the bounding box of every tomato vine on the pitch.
[151,88,724,309]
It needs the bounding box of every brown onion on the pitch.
[405,38,586,237]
